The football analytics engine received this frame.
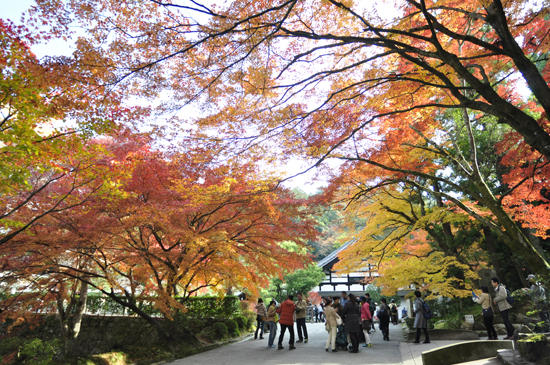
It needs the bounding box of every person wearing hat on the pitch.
[526,274,537,291]
[526,274,549,324]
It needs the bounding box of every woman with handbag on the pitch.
[475,286,498,340]
[255,298,268,340]
[324,298,340,352]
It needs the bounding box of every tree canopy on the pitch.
[3,0,550,327]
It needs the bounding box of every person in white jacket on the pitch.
[491,277,515,339]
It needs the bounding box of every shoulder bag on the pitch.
[482,307,493,317]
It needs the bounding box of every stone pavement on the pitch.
[169,321,505,365]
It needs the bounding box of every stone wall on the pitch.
[73,316,163,356]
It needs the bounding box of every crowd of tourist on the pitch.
[251,274,548,352]
[253,290,431,352]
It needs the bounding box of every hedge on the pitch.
[181,296,240,318]
[83,294,240,319]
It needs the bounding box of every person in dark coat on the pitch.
[378,298,391,341]
[413,290,430,344]
[342,293,361,353]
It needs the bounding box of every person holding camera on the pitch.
[295,293,309,343]
[266,300,279,348]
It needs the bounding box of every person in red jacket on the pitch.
[276,294,296,350]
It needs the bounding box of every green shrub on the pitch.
[233,315,248,330]
[185,318,206,333]
[241,310,256,330]
[19,338,60,365]
[0,337,20,365]
[181,296,241,318]
[85,294,241,318]
[404,317,414,329]
[0,337,60,365]
[511,288,532,303]
[225,319,240,336]
[198,327,215,342]
[0,336,22,355]
[212,322,228,338]
[442,316,463,329]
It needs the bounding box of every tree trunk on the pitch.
[55,293,70,355]
[482,226,504,280]
[461,105,550,277]
[70,281,88,340]
[478,190,550,277]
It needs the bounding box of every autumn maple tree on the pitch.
[332,183,488,298]
[17,0,550,278]
[1,131,318,340]
[0,129,147,352]
[0,18,146,247]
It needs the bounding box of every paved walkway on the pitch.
[169,321,504,365]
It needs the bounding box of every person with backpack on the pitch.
[389,299,398,325]
[491,277,515,340]
[413,290,430,344]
